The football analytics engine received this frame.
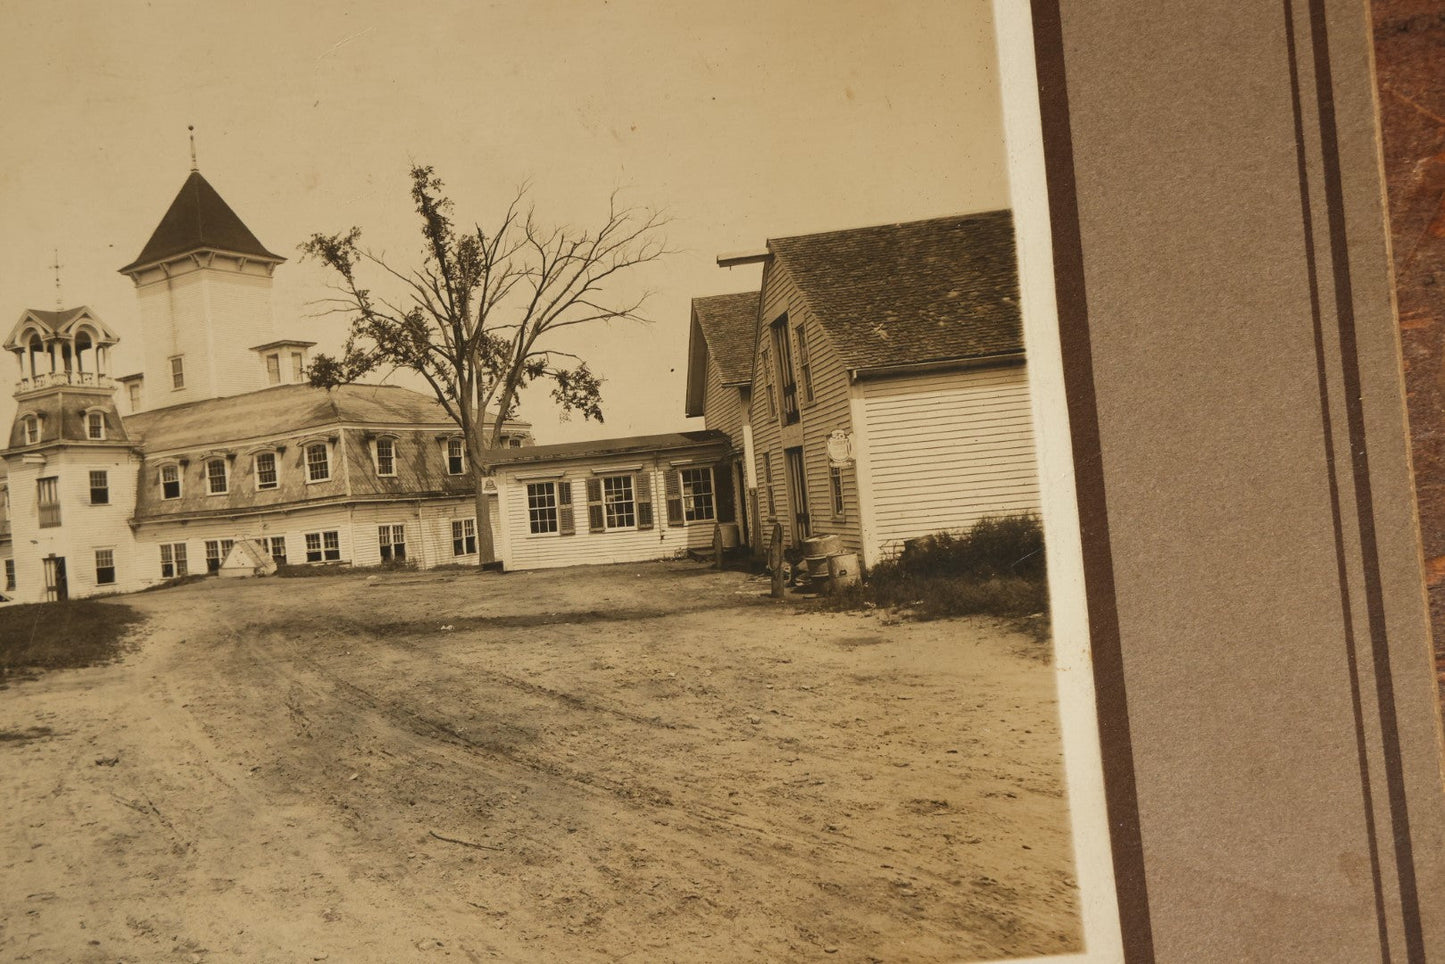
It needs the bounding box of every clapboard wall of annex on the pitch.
[857,364,1041,560]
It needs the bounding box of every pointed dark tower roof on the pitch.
[119,170,284,273]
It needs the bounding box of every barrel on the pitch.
[827,552,860,590]
[805,555,832,580]
[717,522,741,548]
[801,534,843,558]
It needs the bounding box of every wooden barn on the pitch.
[706,211,1041,569]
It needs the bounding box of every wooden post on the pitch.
[768,522,785,599]
[712,523,724,570]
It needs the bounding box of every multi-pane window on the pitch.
[266,354,281,385]
[128,382,142,411]
[206,459,228,494]
[87,411,105,440]
[89,470,109,505]
[160,543,188,578]
[602,475,636,529]
[170,355,185,389]
[378,524,407,562]
[23,416,39,445]
[451,518,477,556]
[680,468,715,522]
[375,438,395,476]
[269,536,287,566]
[292,352,305,381]
[830,464,846,517]
[527,482,558,534]
[305,530,341,562]
[255,452,278,489]
[160,464,181,500]
[795,323,815,404]
[37,476,60,528]
[305,443,330,482]
[204,539,234,572]
[4,558,14,592]
[446,438,466,475]
[95,548,116,586]
[771,316,799,424]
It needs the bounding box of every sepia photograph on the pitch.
[53,0,1445,961]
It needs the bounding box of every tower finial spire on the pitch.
[188,124,198,172]
[49,248,63,310]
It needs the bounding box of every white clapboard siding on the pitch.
[496,464,713,571]
[859,365,1041,556]
[414,498,502,567]
[137,504,357,578]
[746,260,866,559]
[702,361,746,452]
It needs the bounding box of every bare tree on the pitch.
[301,165,669,566]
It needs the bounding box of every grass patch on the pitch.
[0,600,147,682]
[830,514,1051,623]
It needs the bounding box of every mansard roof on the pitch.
[767,210,1021,371]
[119,170,284,273]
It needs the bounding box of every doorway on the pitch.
[43,555,67,602]
[784,446,810,541]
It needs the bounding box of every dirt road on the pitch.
[0,562,1081,962]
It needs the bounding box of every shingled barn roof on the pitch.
[120,171,284,273]
[768,210,1020,371]
[691,292,759,387]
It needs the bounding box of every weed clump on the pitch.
[832,513,1049,622]
[0,600,146,682]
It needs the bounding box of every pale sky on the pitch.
[0,0,1008,442]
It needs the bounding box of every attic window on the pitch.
[305,442,331,483]
[160,463,182,500]
[86,411,106,440]
[375,437,396,477]
[22,416,39,445]
[266,353,281,385]
[206,458,228,495]
[446,437,466,475]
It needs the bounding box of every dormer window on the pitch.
[160,463,182,500]
[446,437,466,475]
[128,382,142,412]
[254,451,278,490]
[206,458,228,495]
[305,442,331,483]
[266,353,281,385]
[292,352,305,382]
[375,436,396,477]
[86,411,106,440]
[22,416,39,445]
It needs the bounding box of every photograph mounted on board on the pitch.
[0,2,1122,962]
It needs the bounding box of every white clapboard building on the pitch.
[690,211,1041,568]
[0,169,730,603]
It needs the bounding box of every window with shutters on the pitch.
[89,470,109,505]
[160,463,182,500]
[269,536,287,566]
[378,524,407,562]
[585,474,651,532]
[771,315,799,424]
[37,476,60,528]
[87,411,106,440]
[95,548,116,586]
[204,539,234,572]
[679,467,715,522]
[795,323,815,404]
[375,437,396,476]
[254,452,278,490]
[602,475,635,529]
[206,459,228,495]
[305,442,330,482]
[160,543,188,578]
[527,482,558,534]
[451,518,477,555]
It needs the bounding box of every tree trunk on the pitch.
[473,472,498,568]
